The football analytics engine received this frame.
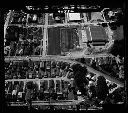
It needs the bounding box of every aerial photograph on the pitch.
[4,1,126,112]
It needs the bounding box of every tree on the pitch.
[112,87,125,103]
[108,39,124,57]
[96,76,109,100]
[26,81,34,89]
[72,64,88,95]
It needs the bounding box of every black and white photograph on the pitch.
[3,1,127,112]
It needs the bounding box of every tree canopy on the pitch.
[96,76,109,100]
[109,39,124,57]
[72,64,88,95]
